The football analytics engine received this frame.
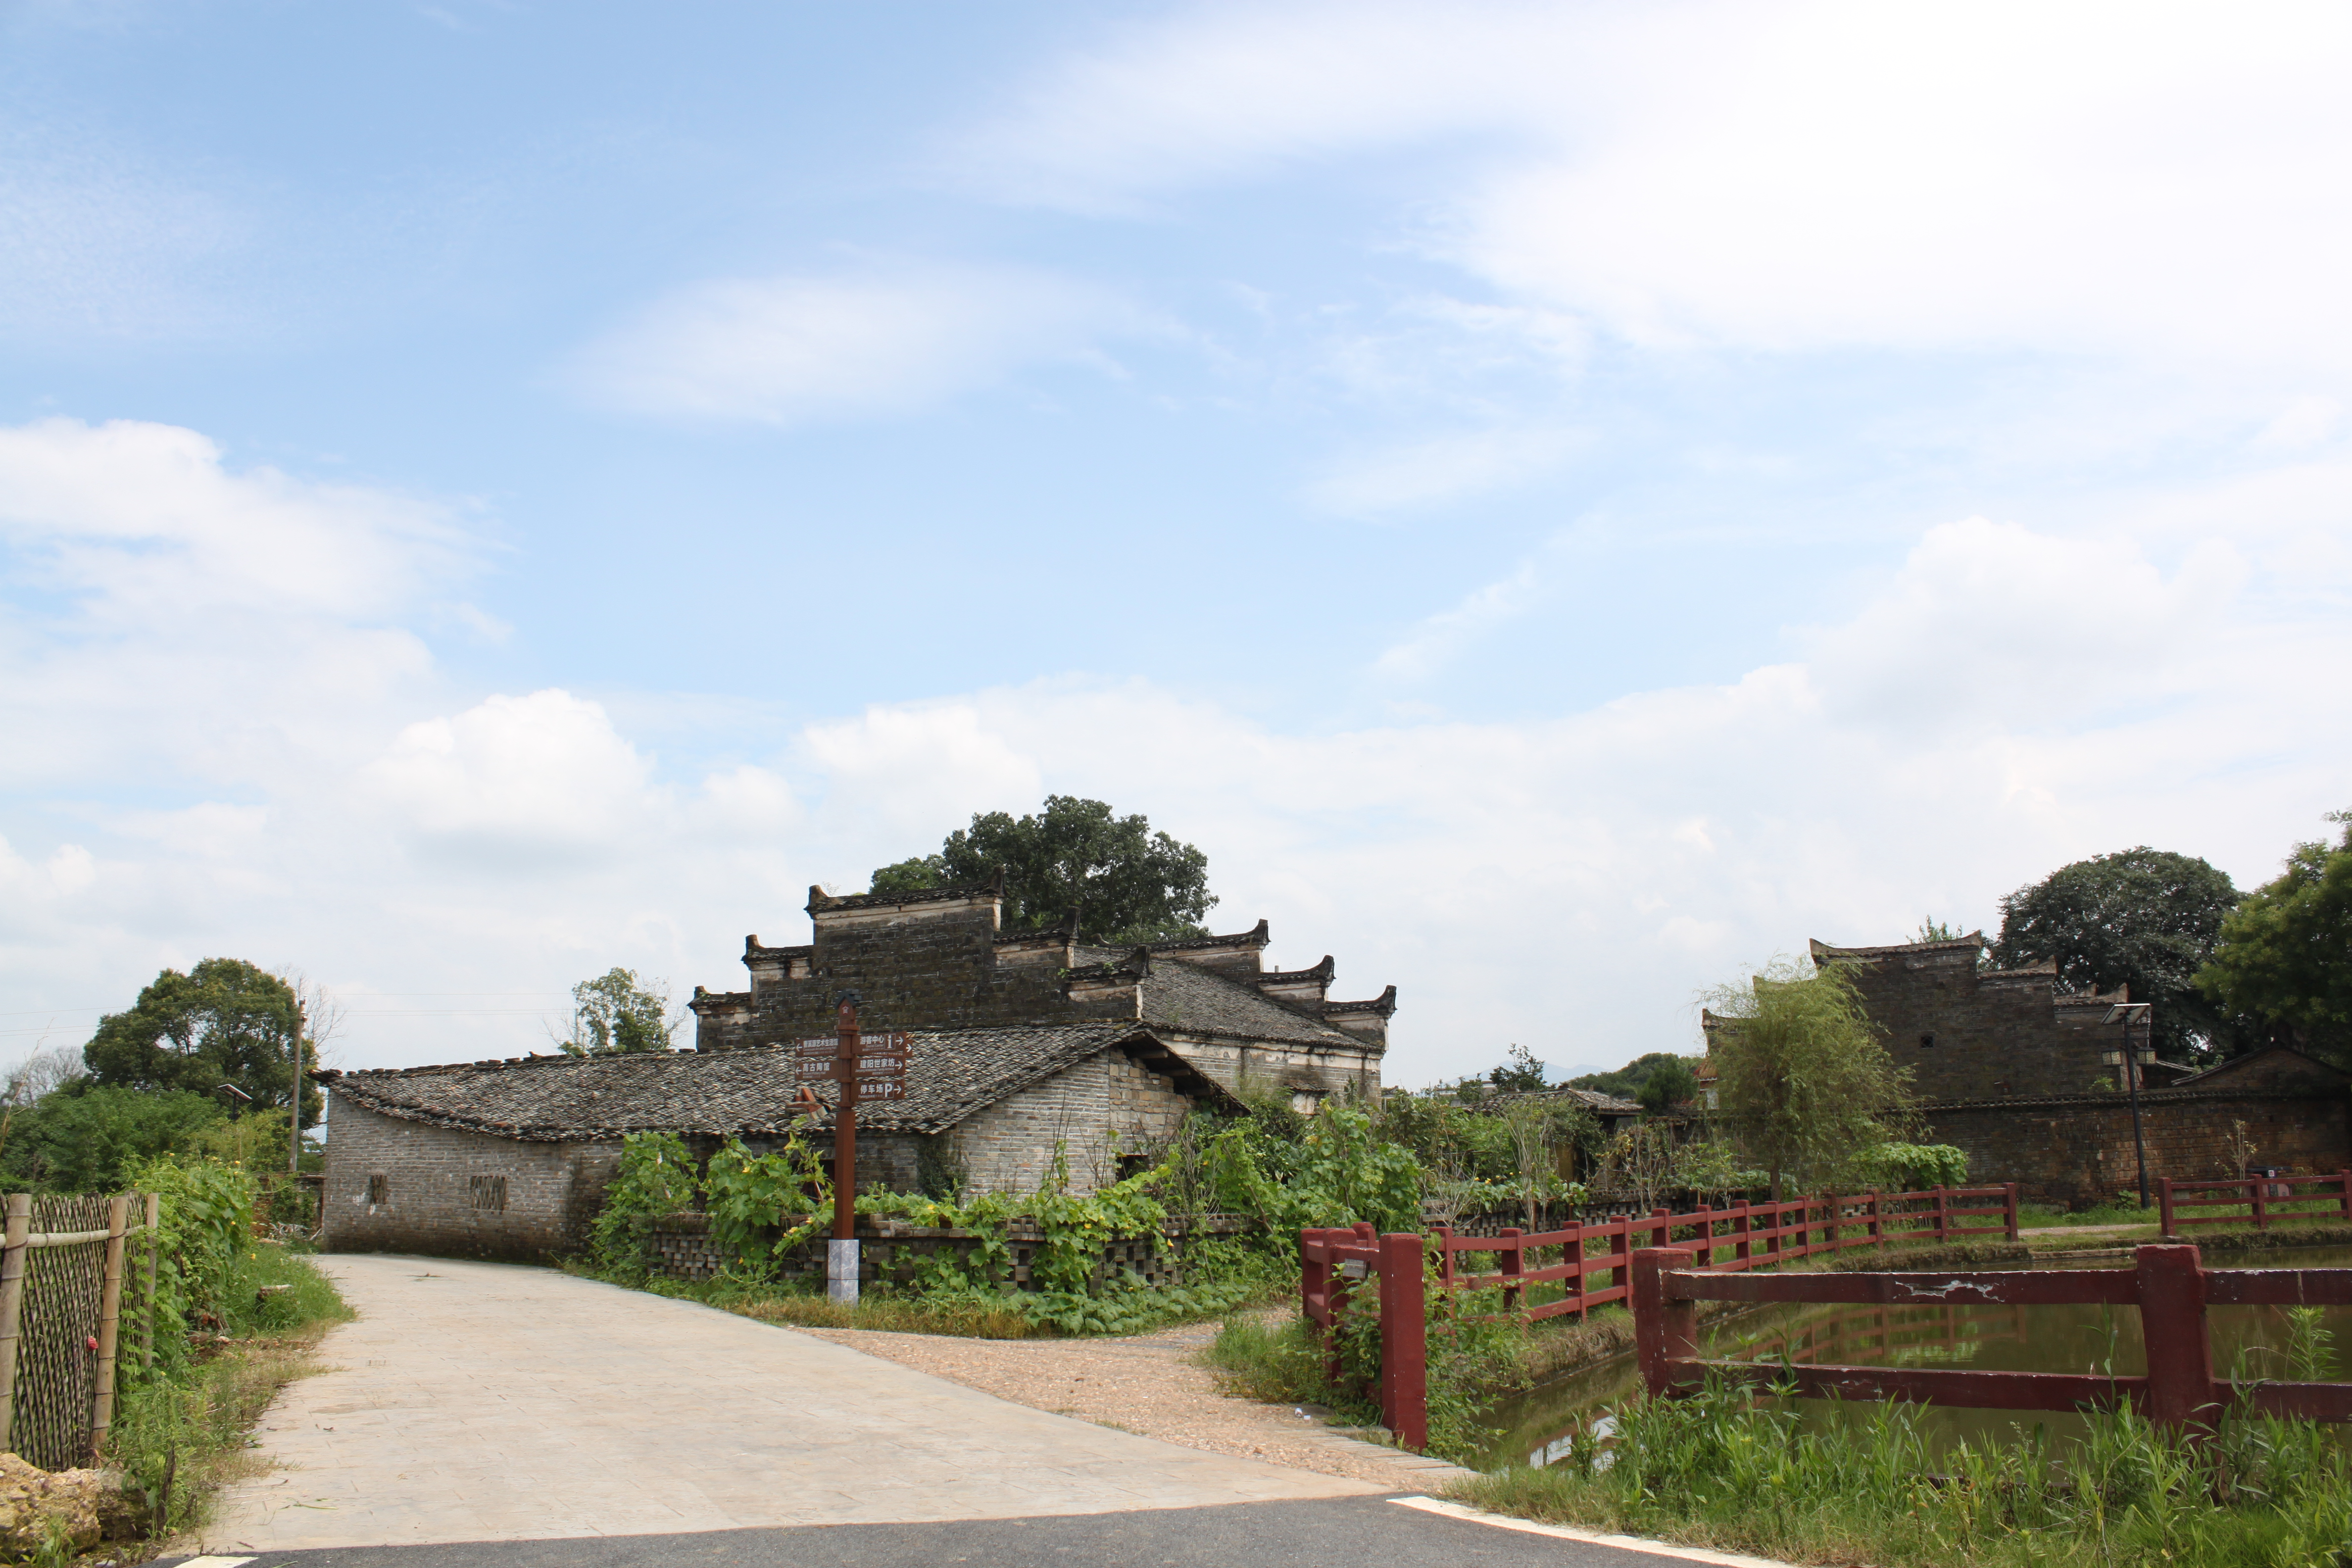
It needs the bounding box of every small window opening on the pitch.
[1116,1154,1151,1182]
[366,1174,389,1205]
[469,1174,507,1213]
[1919,1033,1936,1049]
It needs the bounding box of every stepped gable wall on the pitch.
[1804,933,2136,1100]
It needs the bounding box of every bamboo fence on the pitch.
[0,1192,161,1469]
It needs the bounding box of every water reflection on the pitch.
[1479,1245,2352,1471]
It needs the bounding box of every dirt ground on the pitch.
[794,1320,1474,1490]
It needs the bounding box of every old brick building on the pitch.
[688,878,1395,1106]
[1708,932,2350,1207]
[319,1021,1237,1261]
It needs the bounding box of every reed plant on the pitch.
[1449,1372,2352,1568]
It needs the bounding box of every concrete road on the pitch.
[169,1495,1779,1568]
[195,1255,1382,1555]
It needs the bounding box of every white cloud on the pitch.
[2,415,2345,1084]
[962,0,2352,369]
[566,262,1137,426]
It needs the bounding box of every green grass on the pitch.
[1446,1374,2352,1568]
[573,1261,1275,1340]
[105,1241,352,1553]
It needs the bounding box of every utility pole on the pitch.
[2104,1002,2156,1210]
[291,1004,305,1176]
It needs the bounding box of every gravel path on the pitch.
[795,1320,1475,1490]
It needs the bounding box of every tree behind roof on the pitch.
[2195,811,2352,1062]
[559,968,677,1056]
[1992,846,2244,1061]
[870,794,1215,944]
[1706,960,1915,1200]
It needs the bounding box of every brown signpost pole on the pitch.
[802,993,911,1305]
[828,993,862,1303]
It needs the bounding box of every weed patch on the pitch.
[1447,1372,2352,1568]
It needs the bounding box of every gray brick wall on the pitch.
[322,1094,620,1260]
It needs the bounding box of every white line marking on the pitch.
[1388,1495,1796,1567]
[171,1558,259,1568]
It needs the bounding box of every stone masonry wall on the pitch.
[951,1051,1195,1197]
[699,901,1113,1052]
[322,1095,620,1260]
[1923,1091,2352,1209]
[1845,948,2133,1101]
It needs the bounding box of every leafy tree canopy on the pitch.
[1487,1043,1547,1092]
[1992,847,2243,1061]
[83,958,321,1122]
[0,1082,224,1193]
[1636,1057,1702,1114]
[2195,812,2352,1061]
[1706,961,1915,1199]
[560,968,676,1056]
[1565,1051,1697,1102]
[870,794,1215,944]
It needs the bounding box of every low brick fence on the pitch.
[645,1212,1259,1289]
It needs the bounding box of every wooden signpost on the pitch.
[801,994,911,1303]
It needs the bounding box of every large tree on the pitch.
[1991,847,2243,1061]
[1705,961,1915,1199]
[870,795,1215,944]
[83,958,322,1124]
[2195,812,2352,1061]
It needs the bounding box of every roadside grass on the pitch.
[1444,1374,2352,1568]
[110,1242,352,1551]
[569,1261,1282,1341]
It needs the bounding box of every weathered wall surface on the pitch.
[950,1051,1193,1196]
[697,900,1101,1051]
[1841,947,2132,1100]
[322,1094,619,1260]
[1923,1092,2352,1208]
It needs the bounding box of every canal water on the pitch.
[1478,1245,2352,1471]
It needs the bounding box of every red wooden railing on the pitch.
[1299,1223,1427,1448]
[1432,1186,2019,1322]
[2160,1171,2352,1236]
[1634,1242,2352,1430]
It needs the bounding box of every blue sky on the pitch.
[4,1,2348,1085]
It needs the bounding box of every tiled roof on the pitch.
[1479,1085,1646,1116]
[1070,945,1372,1049]
[319,1021,1213,1142]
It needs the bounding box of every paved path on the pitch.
[170,1495,1788,1568]
[196,1256,1379,1554]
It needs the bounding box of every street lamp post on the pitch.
[2103,1003,2156,1209]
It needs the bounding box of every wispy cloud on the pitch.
[564,261,1139,426]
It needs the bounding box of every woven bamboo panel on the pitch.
[12,1196,110,1470]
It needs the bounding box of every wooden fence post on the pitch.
[2004,1182,2020,1242]
[2251,1174,2269,1231]
[1650,1206,1670,1251]
[141,1191,160,1373]
[1378,1232,1427,1450]
[2136,1243,2218,1434]
[1733,1200,1751,1266]
[90,1193,130,1463]
[1822,1193,1839,1252]
[1300,1226,1327,1330]
[2340,1170,2352,1226]
[0,1195,27,1453]
[1499,1226,1523,1312]
[1867,1191,1883,1250]
[1632,1247,1696,1397]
